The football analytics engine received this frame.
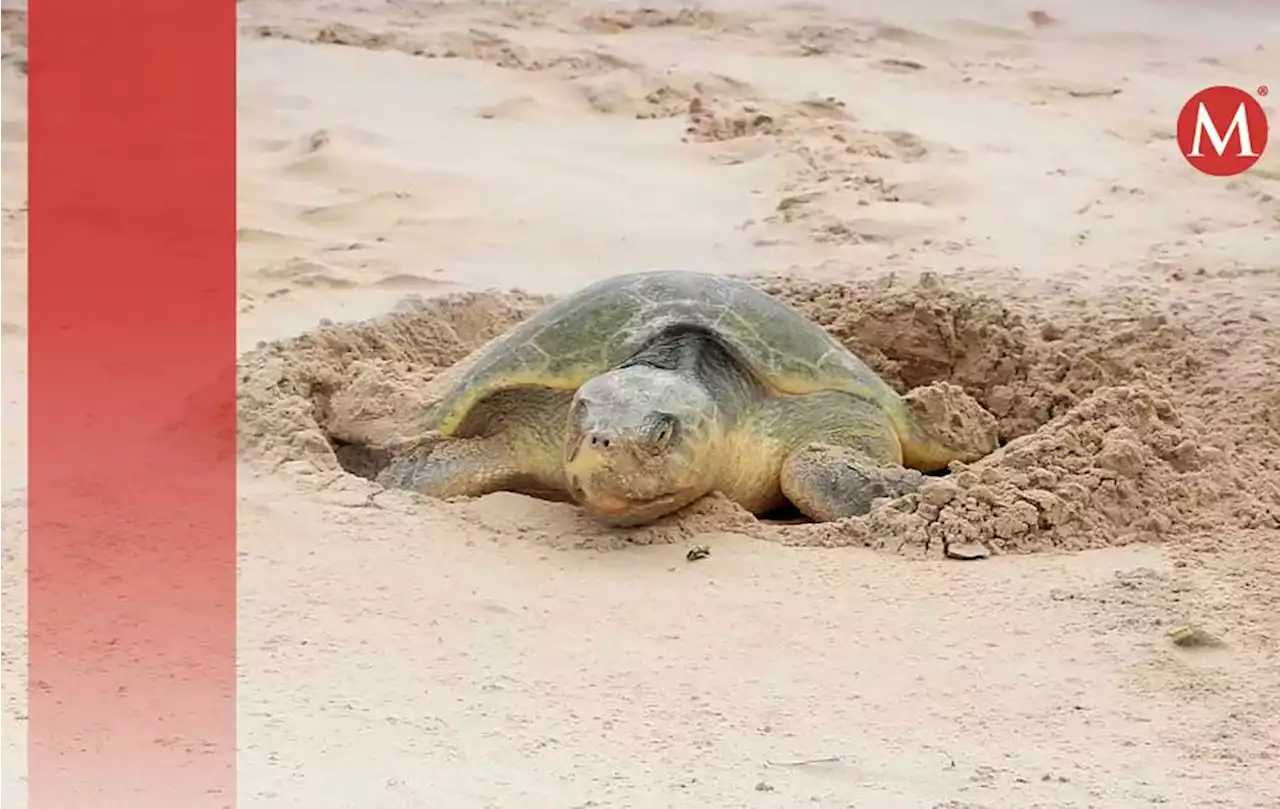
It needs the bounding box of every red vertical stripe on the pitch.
[28,2,237,807]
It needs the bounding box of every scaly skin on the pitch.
[714,390,927,521]
[378,361,988,525]
[376,387,573,501]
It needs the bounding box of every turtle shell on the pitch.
[427,270,901,435]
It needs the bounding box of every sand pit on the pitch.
[238,272,1280,558]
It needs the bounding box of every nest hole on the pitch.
[244,274,1172,498]
[332,437,391,481]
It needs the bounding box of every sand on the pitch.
[5,0,1280,806]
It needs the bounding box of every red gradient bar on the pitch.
[28,1,236,807]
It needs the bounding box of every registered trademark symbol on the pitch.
[1259,85,1270,97]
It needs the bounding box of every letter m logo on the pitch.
[1176,85,1270,177]
[1186,101,1257,157]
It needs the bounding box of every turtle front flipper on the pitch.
[376,387,574,501]
[755,391,924,522]
[376,433,532,499]
[781,444,925,521]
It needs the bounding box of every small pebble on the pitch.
[1169,625,1225,648]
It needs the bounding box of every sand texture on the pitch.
[6,0,1280,807]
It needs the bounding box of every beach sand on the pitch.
[5,0,1280,806]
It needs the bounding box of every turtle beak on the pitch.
[578,490,688,526]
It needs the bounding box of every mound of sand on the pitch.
[237,273,1280,558]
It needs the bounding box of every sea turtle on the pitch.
[375,270,997,526]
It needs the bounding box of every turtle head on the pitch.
[564,365,721,526]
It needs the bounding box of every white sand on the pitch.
[5,1,1280,806]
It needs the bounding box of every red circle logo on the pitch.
[1176,85,1269,176]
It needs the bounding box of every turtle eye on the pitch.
[650,413,678,448]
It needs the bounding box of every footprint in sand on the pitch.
[371,273,453,290]
[577,6,753,36]
[298,191,416,229]
[574,69,754,120]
